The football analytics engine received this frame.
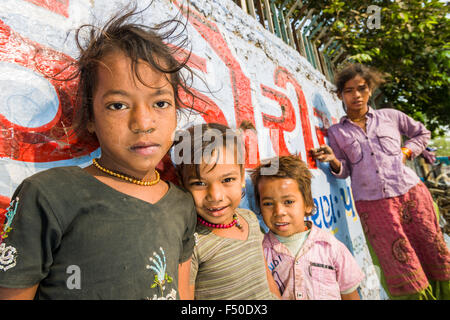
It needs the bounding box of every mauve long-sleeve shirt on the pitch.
[328,107,430,201]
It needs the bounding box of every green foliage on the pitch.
[429,135,450,156]
[275,0,449,136]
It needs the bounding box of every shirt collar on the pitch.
[267,231,292,256]
[267,222,334,256]
[341,106,375,124]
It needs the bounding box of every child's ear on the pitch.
[305,206,314,216]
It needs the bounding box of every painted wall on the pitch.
[0,0,386,299]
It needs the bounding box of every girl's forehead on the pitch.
[95,51,174,93]
[98,50,169,78]
[344,75,367,88]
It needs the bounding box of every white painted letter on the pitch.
[66,265,81,290]
[367,5,381,30]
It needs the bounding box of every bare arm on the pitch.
[341,289,360,300]
[0,284,39,300]
[178,258,194,300]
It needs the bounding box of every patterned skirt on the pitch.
[355,182,450,298]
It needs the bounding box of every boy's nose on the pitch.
[206,184,224,203]
[273,203,286,216]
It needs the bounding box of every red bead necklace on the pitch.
[197,214,242,229]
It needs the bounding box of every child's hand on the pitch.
[310,145,336,163]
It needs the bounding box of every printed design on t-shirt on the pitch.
[0,243,17,271]
[0,197,19,271]
[0,197,19,245]
[146,247,177,300]
[193,232,199,246]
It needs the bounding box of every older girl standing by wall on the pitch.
[312,63,450,299]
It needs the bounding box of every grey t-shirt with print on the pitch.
[0,166,196,300]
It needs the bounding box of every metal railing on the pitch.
[231,0,346,82]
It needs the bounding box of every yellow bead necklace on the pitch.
[92,158,160,186]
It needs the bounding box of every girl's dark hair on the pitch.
[334,63,385,94]
[66,2,196,141]
[250,155,315,217]
[173,123,245,186]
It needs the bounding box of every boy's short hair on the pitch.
[173,123,245,185]
[250,155,315,216]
